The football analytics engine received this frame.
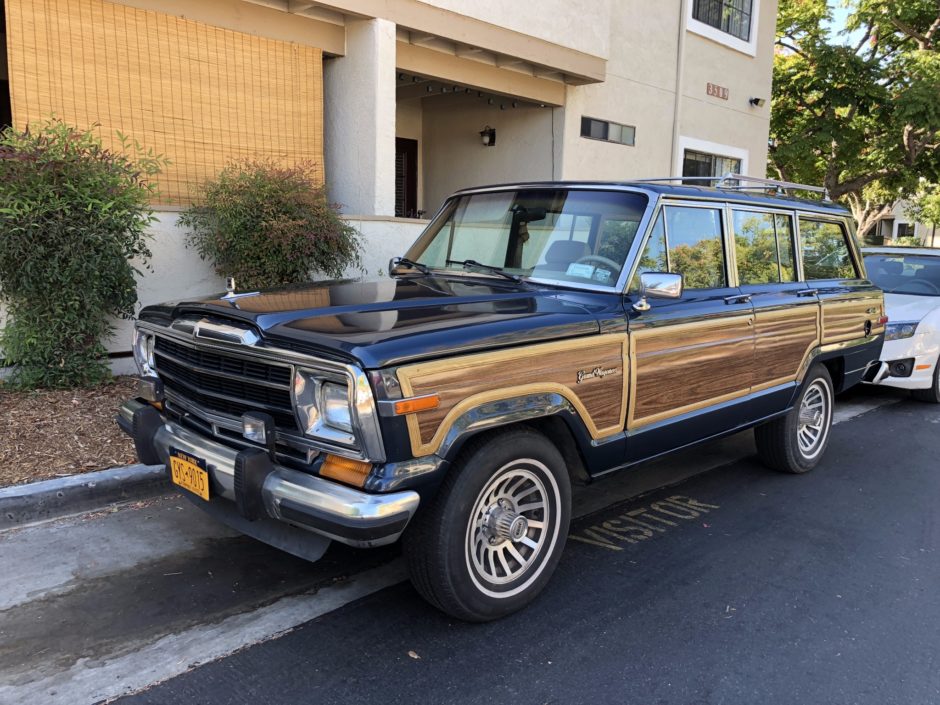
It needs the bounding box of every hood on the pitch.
[884,293,940,324]
[140,276,613,368]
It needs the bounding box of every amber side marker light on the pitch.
[320,454,373,487]
[916,364,932,370]
[394,394,440,415]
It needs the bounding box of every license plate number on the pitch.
[169,448,210,501]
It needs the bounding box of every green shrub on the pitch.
[0,120,165,388]
[180,160,361,290]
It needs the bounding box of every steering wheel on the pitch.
[899,278,940,295]
[575,255,621,272]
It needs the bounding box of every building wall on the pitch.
[421,95,553,213]
[558,0,775,181]
[422,0,612,58]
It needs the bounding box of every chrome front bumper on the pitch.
[118,399,420,549]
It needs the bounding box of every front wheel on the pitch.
[755,364,834,474]
[404,428,571,622]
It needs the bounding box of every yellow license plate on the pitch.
[169,448,210,501]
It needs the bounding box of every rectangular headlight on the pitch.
[132,328,155,375]
[885,321,918,341]
[321,382,353,432]
[293,369,355,441]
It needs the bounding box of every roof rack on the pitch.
[636,173,830,201]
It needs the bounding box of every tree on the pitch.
[905,181,940,245]
[771,0,940,240]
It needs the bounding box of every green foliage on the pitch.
[668,240,725,289]
[771,0,940,236]
[0,120,165,388]
[906,182,940,227]
[180,161,361,290]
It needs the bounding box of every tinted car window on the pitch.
[665,206,726,289]
[799,219,858,280]
[864,254,940,296]
[733,210,797,285]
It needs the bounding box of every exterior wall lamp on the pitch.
[480,126,496,146]
[749,97,766,107]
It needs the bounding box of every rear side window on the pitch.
[733,210,797,285]
[631,206,726,290]
[799,218,858,280]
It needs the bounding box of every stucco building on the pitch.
[0,0,778,356]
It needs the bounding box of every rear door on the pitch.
[625,201,755,459]
[730,207,820,407]
[796,215,885,387]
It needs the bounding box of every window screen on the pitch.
[799,219,858,280]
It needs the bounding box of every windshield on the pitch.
[405,189,650,288]
[865,253,940,296]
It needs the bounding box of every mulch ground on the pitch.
[0,376,139,486]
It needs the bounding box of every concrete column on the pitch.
[324,18,396,217]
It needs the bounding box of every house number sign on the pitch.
[706,82,729,100]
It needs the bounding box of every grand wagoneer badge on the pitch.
[576,366,621,384]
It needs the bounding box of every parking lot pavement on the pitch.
[2,387,935,704]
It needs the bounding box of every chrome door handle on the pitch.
[797,289,818,298]
[724,294,751,305]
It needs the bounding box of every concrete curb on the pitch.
[0,464,170,529]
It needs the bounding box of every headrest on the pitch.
[880,260,903,276]
[545,239,590,266]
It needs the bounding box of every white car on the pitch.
[863,247,940,402]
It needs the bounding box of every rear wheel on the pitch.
[912,356,940,403]
[755,364,834,474]
[404,428,571,622]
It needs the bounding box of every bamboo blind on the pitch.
[5,0,325,204]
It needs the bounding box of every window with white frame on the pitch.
[693,0,753,41]
[676,136,749,184]
[688,0,759,56]
[682,149,741,182]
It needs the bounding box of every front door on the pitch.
[625,203,755,461]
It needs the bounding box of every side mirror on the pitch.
[633,272,683,312]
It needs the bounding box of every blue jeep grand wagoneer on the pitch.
[119,177,885,621]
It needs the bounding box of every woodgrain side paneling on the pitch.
[821,296,885,344]
[397,335,628,457]
[629,315,754,428]
[751,305,820,391]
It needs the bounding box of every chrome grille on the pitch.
[153,336,297,429]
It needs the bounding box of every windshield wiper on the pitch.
[390,257,430,275]
[446,259,523,283]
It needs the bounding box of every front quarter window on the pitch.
[407,189,649,289]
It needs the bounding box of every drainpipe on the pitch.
[670,0,689,177]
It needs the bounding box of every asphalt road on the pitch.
[2,387,938,705]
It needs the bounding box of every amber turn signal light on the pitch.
[319,454,373,487]
[393,394,440,415]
